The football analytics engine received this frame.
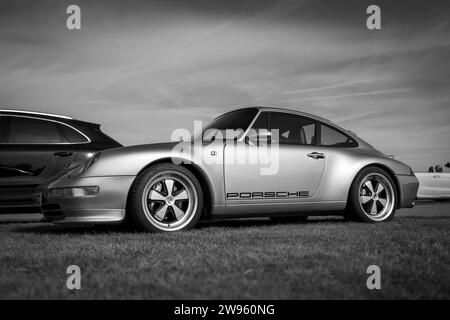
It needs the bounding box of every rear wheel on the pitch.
[346,167,397,222]
[128,164,203,232]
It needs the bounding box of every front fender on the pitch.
[80,141,225,210]
[82,142,191,177]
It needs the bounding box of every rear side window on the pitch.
[60,124,89,143]
[320,124,357,147]
[8,116,63,144]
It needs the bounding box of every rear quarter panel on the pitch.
[315,147,412,202]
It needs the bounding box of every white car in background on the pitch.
[416,163,450,200]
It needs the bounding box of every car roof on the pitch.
[221,106,335,125]
[0,109,99,126]
[0,109,72,119]
[253,106,334,124]
[219,106,360,138]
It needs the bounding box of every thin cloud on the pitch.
[283,77,389,95]
[281,88,411,102]
[0,0,449,171]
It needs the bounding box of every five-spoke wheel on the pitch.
[358,173,395,221]
[347,167,397,222]
[128,164,203,232]
[143,173,198,231]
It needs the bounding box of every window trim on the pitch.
[318,122,359,148]
[0,115,91,145]
[57,122,90,144]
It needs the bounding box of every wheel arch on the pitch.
[347,163,401,208]
[125,157,213,219]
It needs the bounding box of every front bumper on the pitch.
[395,174,420,208]
[42,176,135,224]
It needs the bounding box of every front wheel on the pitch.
[127,164,203,232]
[346,167,397,222]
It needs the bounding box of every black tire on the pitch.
[346,166,397,223]
[270,216,308,223]
[127,163,204,232]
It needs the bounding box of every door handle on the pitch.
[433,175,441,178]
[54,151,73,158]
[307,152,325,159]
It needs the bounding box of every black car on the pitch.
[0,110,122,214]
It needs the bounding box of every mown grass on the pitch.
[0,216,449,299]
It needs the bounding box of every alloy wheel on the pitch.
[141,171,198,231]
[358,173,395,221]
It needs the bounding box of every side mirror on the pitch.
[245,131,272,145]
[445,162,450,169]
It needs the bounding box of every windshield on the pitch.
[200,108,258,141]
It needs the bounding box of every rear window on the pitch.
[60,124,89,143]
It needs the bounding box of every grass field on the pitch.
[0,206,449,299]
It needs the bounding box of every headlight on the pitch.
[49,186,99,199]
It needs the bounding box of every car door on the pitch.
[223,111,326,210]
[430,172,450,198]
[415,173,434,199]
[0,115,78,210]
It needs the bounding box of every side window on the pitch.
[8,116,63,144]
[250,112,269,131]
[59,124,89,143]
[270,113,316,145]
[320,124,357,147]
[0,116,6,142]
[246,112,269,145]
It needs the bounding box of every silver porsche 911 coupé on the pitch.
[42,107,419,232]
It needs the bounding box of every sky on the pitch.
[0,0,449,171]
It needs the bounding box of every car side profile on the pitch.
[0,110,121,214]
[42,107,419,231]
